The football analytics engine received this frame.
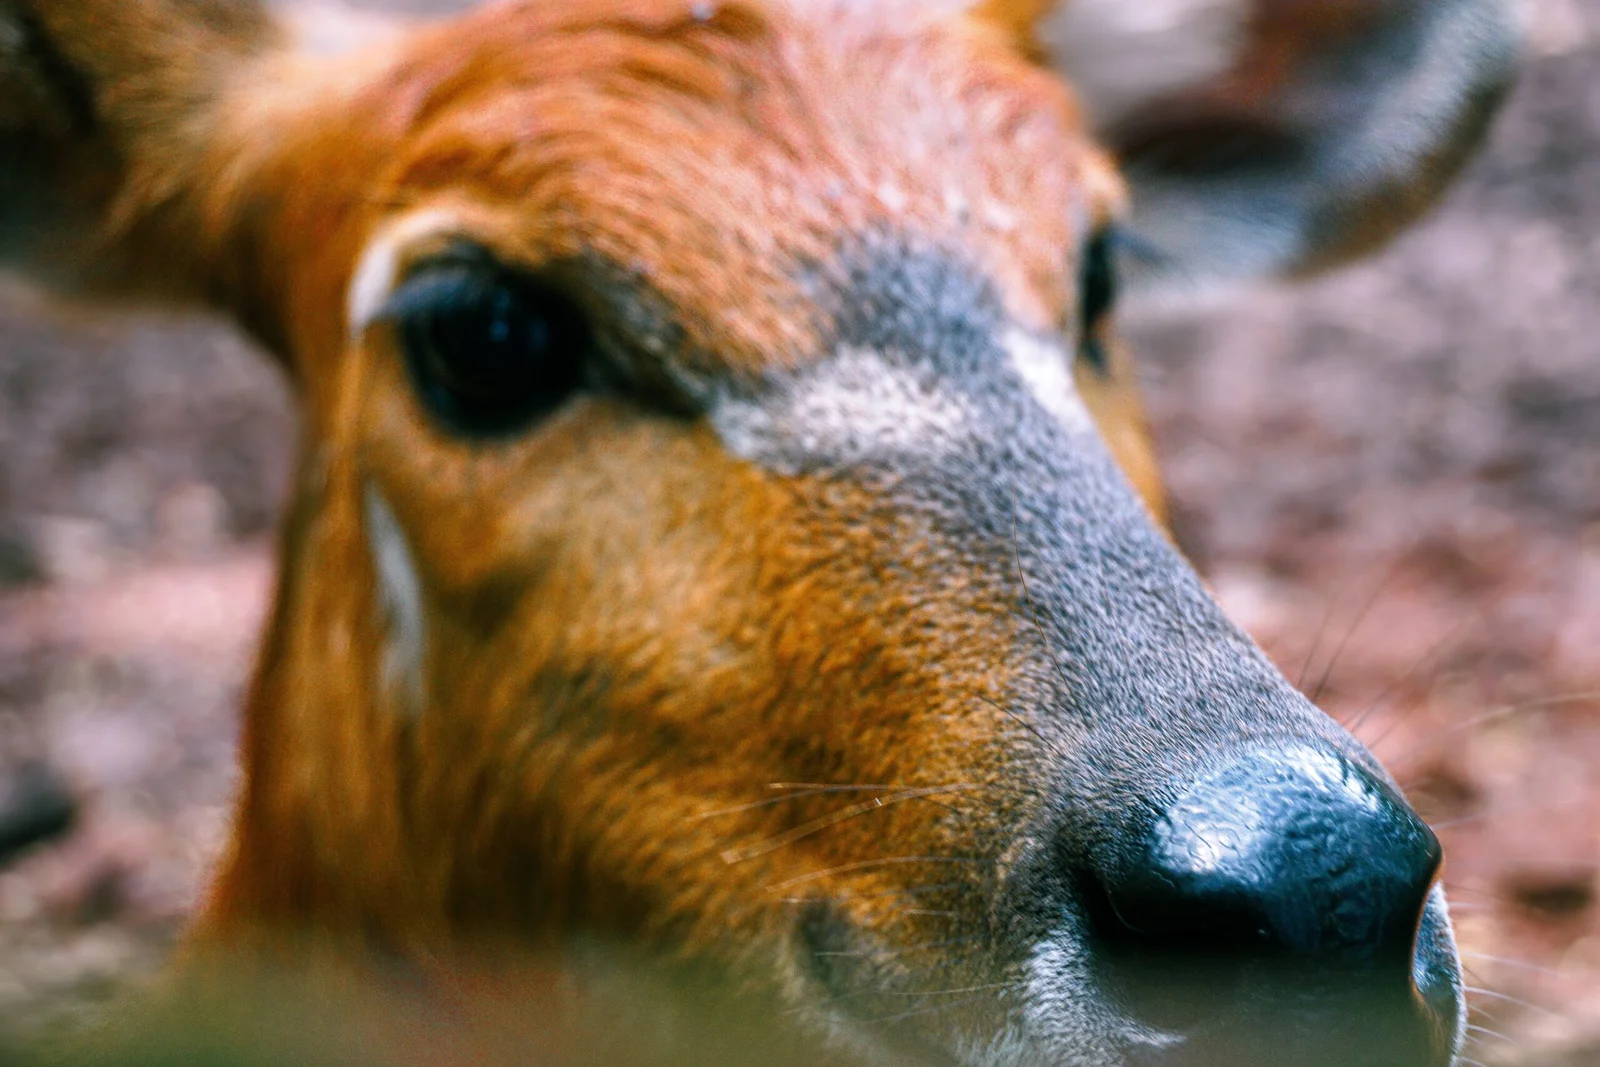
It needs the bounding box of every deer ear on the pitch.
[0,1,289,304]
[1018,0,1519,293]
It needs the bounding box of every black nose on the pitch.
[1091,748,1458,1067]
[1104,748,1440,963]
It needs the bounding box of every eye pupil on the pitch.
[1079,229,1117,375]
[525,318,549,350]
[392,264,593,436]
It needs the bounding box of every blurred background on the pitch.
[0,0,1597,1062]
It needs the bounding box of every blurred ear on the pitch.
[0,0,401,335]
[0,1,282,300]
[1013,0,1519,293]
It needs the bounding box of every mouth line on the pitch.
[826,925,1470,1067]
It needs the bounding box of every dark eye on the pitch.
[1078,228,1117,375]
[386,262,594,436]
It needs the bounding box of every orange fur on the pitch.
[84,0,1135,987]
[0,0,1512,1055]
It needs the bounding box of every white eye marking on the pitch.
[363,483,426,716]
[347,209,464,340]
[713,346,970,466]
[1003,328,1093,434]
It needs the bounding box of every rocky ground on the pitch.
[1,0,1598,1063]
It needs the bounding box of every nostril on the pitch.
[1087,747,1458,1067]
[1103,748,1441,964]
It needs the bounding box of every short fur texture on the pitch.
[0,0,1516,1063]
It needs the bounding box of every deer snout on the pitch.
[1104,748,1439,961]
[1088,748,1462,1067]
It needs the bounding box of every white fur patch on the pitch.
[712,346,970,466]
[363,483,427,715]
[347,209,463,340]
[1021,930,1179,1066]
[1004,328,1093,434]
[1038,0,1248,126]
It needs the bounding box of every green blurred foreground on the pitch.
[1,952,880,1067]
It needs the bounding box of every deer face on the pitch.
[0,0,1517,1064]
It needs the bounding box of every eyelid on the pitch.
[347,211,477,339]
[372,259,497,327]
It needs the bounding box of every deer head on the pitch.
[0,0,1516,1064]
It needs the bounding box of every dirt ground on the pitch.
[1,0,1598,1063]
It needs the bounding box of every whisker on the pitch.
[812,971,1008,1010]
[1342,610,1482,739]
[1396,690,1600,776]
[810,935,988,959]
[974,691,1072,762]
[1464,1023,1516,1045]
[1295,595,1339,693]
[880,982,1012,997]
[1463,986,1553,1015]
[763,857,981,894]
[694,787,849,820]
[767,783,916,791]
[774,781,982,816]
[1459,952,1566,978]
[722,786,977,865]
[697,782,978,821]
[1447,858,1600,879]
[1430,794,1579,832]
[865,993,993,1025]
[1305,556,1405,702]
[1386,690,1600,783]
[780,881,968,906]
[900,935,987,952]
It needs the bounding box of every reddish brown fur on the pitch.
[93,0,1154,989]
[0,0,1317,994]
[0,0,1509,1046]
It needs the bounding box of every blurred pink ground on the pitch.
[1,0,1598,1063]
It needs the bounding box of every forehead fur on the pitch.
[336,0,1117,375]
